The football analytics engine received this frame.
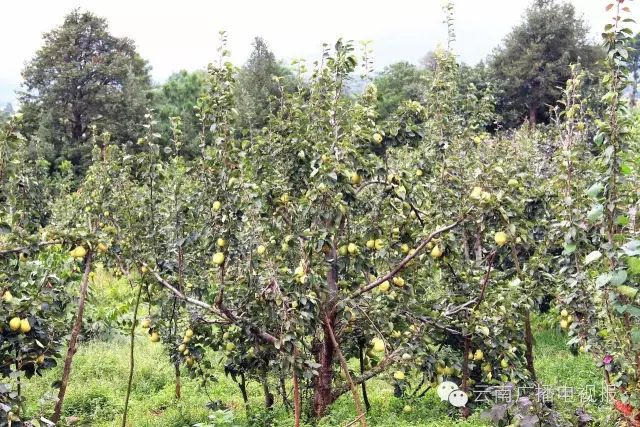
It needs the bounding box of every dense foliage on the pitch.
[19,10,152,174]
[0,2,639,427]
[489,0,603,127]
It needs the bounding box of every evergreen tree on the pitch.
[20,9,151,174]
[489,0,602,126]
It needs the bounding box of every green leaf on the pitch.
[615,215,630,226]
[616,285,638,299]
[627,257,640,276]
[594,133,605,146]
[610,269,628,286]
[625,306,640,317]
[563,243,576,255]
[587,204,603,222]
[621,240,640,256]
[584,251,602,265]
[585,183,603,198]
[596,273,612,287]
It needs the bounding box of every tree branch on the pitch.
[331,347,403,401]
[0,240,61,257]
[143,262,279,345]
[349,215,468,299]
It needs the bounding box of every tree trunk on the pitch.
[261,371,274,409]
[528,105,537,126]
[326,317,367,427]
[239,373,249,410]
[312,241,340,417]
[293,363,301,427]
[358,345,371,411]
[51,252,93,424]
[72,111,83,142]
[631,69,638,107]
[174,362,181,399]
[122,281,142,427]
[523,312,537,381]
[313,319,336,417]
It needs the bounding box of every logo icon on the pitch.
[437,381,468,408]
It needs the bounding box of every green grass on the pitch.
[20,321,612,426]
[533,327,611,424]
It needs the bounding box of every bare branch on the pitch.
[442,299,478,318]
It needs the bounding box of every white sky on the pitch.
[0,0,628,106]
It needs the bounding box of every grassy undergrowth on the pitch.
[20,317,612,426]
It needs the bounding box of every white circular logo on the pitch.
[448,389,469,407]
[437,381,459,401]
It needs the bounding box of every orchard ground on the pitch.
[19,270,613,427]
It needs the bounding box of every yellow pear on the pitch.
[374,239,384,250]
[372,339,385,353]
[257,245,266,255]
[470,186,483,199]
[393,371,405,380]
[347,243,358,255]
[431,245,443,259]
[150,331,160,342]
[70,246,87,259]
[212,252,225,266]
[494,232,508,247]
[2,291,13,303]
[212,200,222,211]
[9,317,21,331]
[379,280,390,292]
[216,238,226,248]
[392,277,405,287]
[20,318,31,334]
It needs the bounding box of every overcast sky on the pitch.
[0,0,626,107]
